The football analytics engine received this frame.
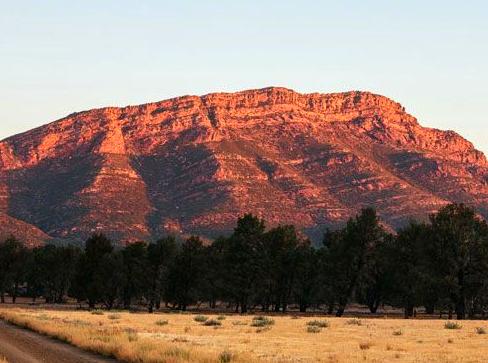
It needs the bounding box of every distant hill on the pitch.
[0,87,486,245]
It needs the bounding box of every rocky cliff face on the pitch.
[0,87,486,245]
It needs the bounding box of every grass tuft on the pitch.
[107,314,121,320]
[203,319,222,327]
[307,320,329,328]
[219,350,234,363]
[307,325,322,333]
[444,321,462,330]
[194,315,209,323]
[476,327,486,335]
[251,316,275,327]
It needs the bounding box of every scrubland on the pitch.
[1,308,488,363]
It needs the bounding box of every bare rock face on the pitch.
[0,213,49,248]
[0,87,486,245]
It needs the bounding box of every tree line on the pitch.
[0,203,487,320]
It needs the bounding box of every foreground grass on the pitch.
[0,357,8,363]
[1,308,488,362]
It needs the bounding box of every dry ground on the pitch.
[1,308,488,363]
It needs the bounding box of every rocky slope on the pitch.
[0,87,486,245]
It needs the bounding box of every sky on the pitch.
[1,1,487,154]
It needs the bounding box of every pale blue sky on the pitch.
[1,1,486,153]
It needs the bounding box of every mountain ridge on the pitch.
[0,87,486,245]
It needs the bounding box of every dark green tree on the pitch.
[325,208,387,316]
[293,243,322,312]
[0,237,29,303]
[121,241,148,309]
[383,222,430,318]
[261,225,303,312]
[201,236,226,309]
[166,236,206,310]
[222,214,266,313]
[146,236,178,312]
[72,234,114,308]
[425,204,488,320]
[28,245,80,303]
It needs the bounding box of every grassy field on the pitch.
[1,308,488,363]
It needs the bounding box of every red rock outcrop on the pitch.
[0,87,486,244]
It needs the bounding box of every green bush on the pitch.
[444,321,462,330]
[203,319,222,326]
[194,315,209,323]
[307,320,329,328]
[217,315,226,321]
[251,316,275,327]
[91,310,104,315]
[307,325,322,333]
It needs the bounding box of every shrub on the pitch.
[307,320,329,328]
[307,325,322,333]
[346,318,362,326]
[444,321,462,330]
[203,319,222,326]
[476,327,486,335]
[217,315,226,321]
[156,319,169,326]
[392,329,403,336]
[251,316,275,327]
[107,314,121,320]
[194,315,209,323]
[91,310,104,315]
[219,350,234,363]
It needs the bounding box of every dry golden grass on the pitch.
[0,357,8,363]
[1,308,488,363]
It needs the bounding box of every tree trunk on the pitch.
[425,304,435,315]
[327,304,334,315]
[404,304,414,319]
[336,306,345,317]
[456,269,466,320]
[456,301,466,320]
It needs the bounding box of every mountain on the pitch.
[0,87,486,245]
